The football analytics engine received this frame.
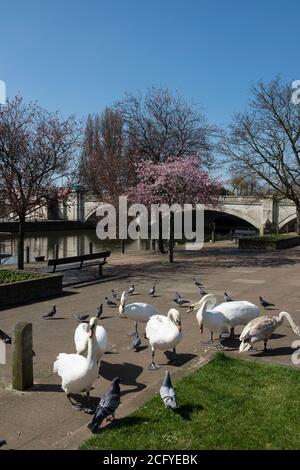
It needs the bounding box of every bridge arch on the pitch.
[83,204,261,230]
[206,207,261,230]
[278,212,297,229]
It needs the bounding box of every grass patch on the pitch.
[81,354,300,450]
[254,233,298,241]
[0,270,45,284]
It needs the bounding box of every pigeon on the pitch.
[193,278,203,288]
[127,284,135,295]
[174,297,190,307]
[199,287,208,296]
[224,292,234,302]
[0,440,7,448]
[111,290,119,300]
[0,329,11,344]
[42,305,57,319]
[88,377,121,433]
[148,283,156,297]
[74,313,89,322]
[173,292,182,302]
[96,304,103,319]
[160,371,177,409]
[131,333,141,351]
[259,296,275,309]
[105,297,117,307]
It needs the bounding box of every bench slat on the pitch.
[48,251,110,267]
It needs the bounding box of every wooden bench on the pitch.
[232,229,257,242]
[47,251,110,276]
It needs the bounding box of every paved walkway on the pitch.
[1,241,300,449]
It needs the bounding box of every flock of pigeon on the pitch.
[1,277,299,438]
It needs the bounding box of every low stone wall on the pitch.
[239,236,300,251]
[0,274,63,308]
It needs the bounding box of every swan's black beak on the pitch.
[177,321,182,332]
[200,325,203,334]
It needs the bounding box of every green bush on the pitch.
[0,271,45,284]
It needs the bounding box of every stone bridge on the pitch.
[64,195,298,235]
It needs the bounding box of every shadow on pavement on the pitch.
[99,361,146,395]
[250,346,297,357]
[164,351,197,367]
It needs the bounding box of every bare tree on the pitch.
[230,175,259,196]
[0,96,79,269]
[79,108,136,205]
[222,77,300,233]
[118,86,216,165]
[118,87,217,252]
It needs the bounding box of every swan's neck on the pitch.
[119,293,126,315]
[167,311,175,323]
[87,334,97,364]
[193,294,216,312]
[196,301,206,324]
[278,312,300,336]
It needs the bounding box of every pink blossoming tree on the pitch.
[127,156,221,262]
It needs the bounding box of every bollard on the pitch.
[25,246,30,264]
[12,322,33,391]
[89,242,93,254]
[54,244,59,259]
[121,239,125,254]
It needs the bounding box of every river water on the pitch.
[0,229,151,265]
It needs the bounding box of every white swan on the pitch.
[119,291,159,335]
[145,308,183,370]
[74,321,108,362]
[195,294,231,344]
[189,294,259,336]
[239,311,300,352]
[53,317,99,411]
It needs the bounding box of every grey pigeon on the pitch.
[259,296,275,309]
[43,305,56,319]
[0,330,11,344]
[160,371,177,409]
[0,439,7,448]
[105,297,117,307]
[96,304,103,319]
[199,287,208,296]
[111,290,119,300]
[224,292,234,302]
[127,284,135,295]
[193,278,203,288]
[148,283,156,297]
[74,313,89,322]
[174,297,189,307]
[173,292,182,302]
[88,377,121,433]
[131,333,141,351]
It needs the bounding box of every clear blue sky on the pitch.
[0,0,299,127]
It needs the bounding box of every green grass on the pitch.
[81,354,300,450]
[0,270,45,284]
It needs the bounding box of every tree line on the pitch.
[0,77,300,267]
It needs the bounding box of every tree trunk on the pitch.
[296,206,300,235]
[158,212,166,254]
[169,212,174,263]
[18,217,25,270]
